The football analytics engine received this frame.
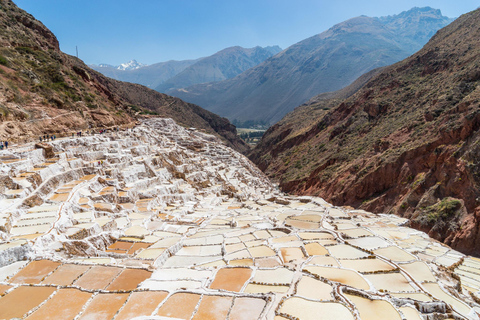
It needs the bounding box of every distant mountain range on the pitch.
[90,45,281,91]
[155,46,281,93]
[90,59,199,89]
[169,7,453,124]
[93,59,148,71]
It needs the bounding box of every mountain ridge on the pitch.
[157,45,282,93]
[169,7,453,124]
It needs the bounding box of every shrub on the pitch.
[0,55,8,66]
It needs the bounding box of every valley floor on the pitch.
[0,118,479,319]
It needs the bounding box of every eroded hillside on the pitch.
[0,0,247,152]
[250,8,480,256]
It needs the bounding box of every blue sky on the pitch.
[14,0,480,66]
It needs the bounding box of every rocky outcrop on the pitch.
[251,8,480,256]
[34,142,55,159]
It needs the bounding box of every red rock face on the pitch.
[251,9,480,256]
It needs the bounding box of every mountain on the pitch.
[91,59,147,71]
[117,59,147,70]
[169,7,453,124]
[156,45,281,93]
[250,8,480,255]
[89,59,198,89]
[0,0,247,152]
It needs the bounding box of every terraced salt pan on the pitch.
[1,118,479,319]
[245,283,289,293]
[399,261,436,282]
[304,266,370,290]
[327,244,370,259]
[78,293,129,320]
[41,263,90,285]
[296,275,333,300]
[114,291,168,320]
[0,286,56,319]
[373,246,416,262]
[156,292,201,319]
[73,266,122,290]
[25,288,92,320]
[307,256,340,267]
[209,267,252,292]
[345,294,402,320]
[423,282,473,317]
[279,297,354,320]
[9,260,60,284]
[364,272,415,292]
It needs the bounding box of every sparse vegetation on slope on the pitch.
[250,8,480,256]
[0,0,246,152]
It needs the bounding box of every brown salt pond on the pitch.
[49,193,69,202]
[107,240,133,251]
[0,286,56,319]
[156,292,201,319]
[41,263,90,286]
[73,266,122,290]
[192,295,233,320]
[209,267,252,292]
[9,259,61,284]
[228,297,266,320]
[279,297,354,320]
[305,242,328,255]
[127,242,151,254]
[106,268,152,291]
[0,284,12,295]
[78,293,129,320]
[25,288,92,320]
[114,291,168,320]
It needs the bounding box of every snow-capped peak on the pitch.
[117,59,147,71]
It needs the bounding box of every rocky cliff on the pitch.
[0,0,247,152]
[250,8,480,256]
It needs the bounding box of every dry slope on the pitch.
[251,8,480,256]
[0,0,246,152]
